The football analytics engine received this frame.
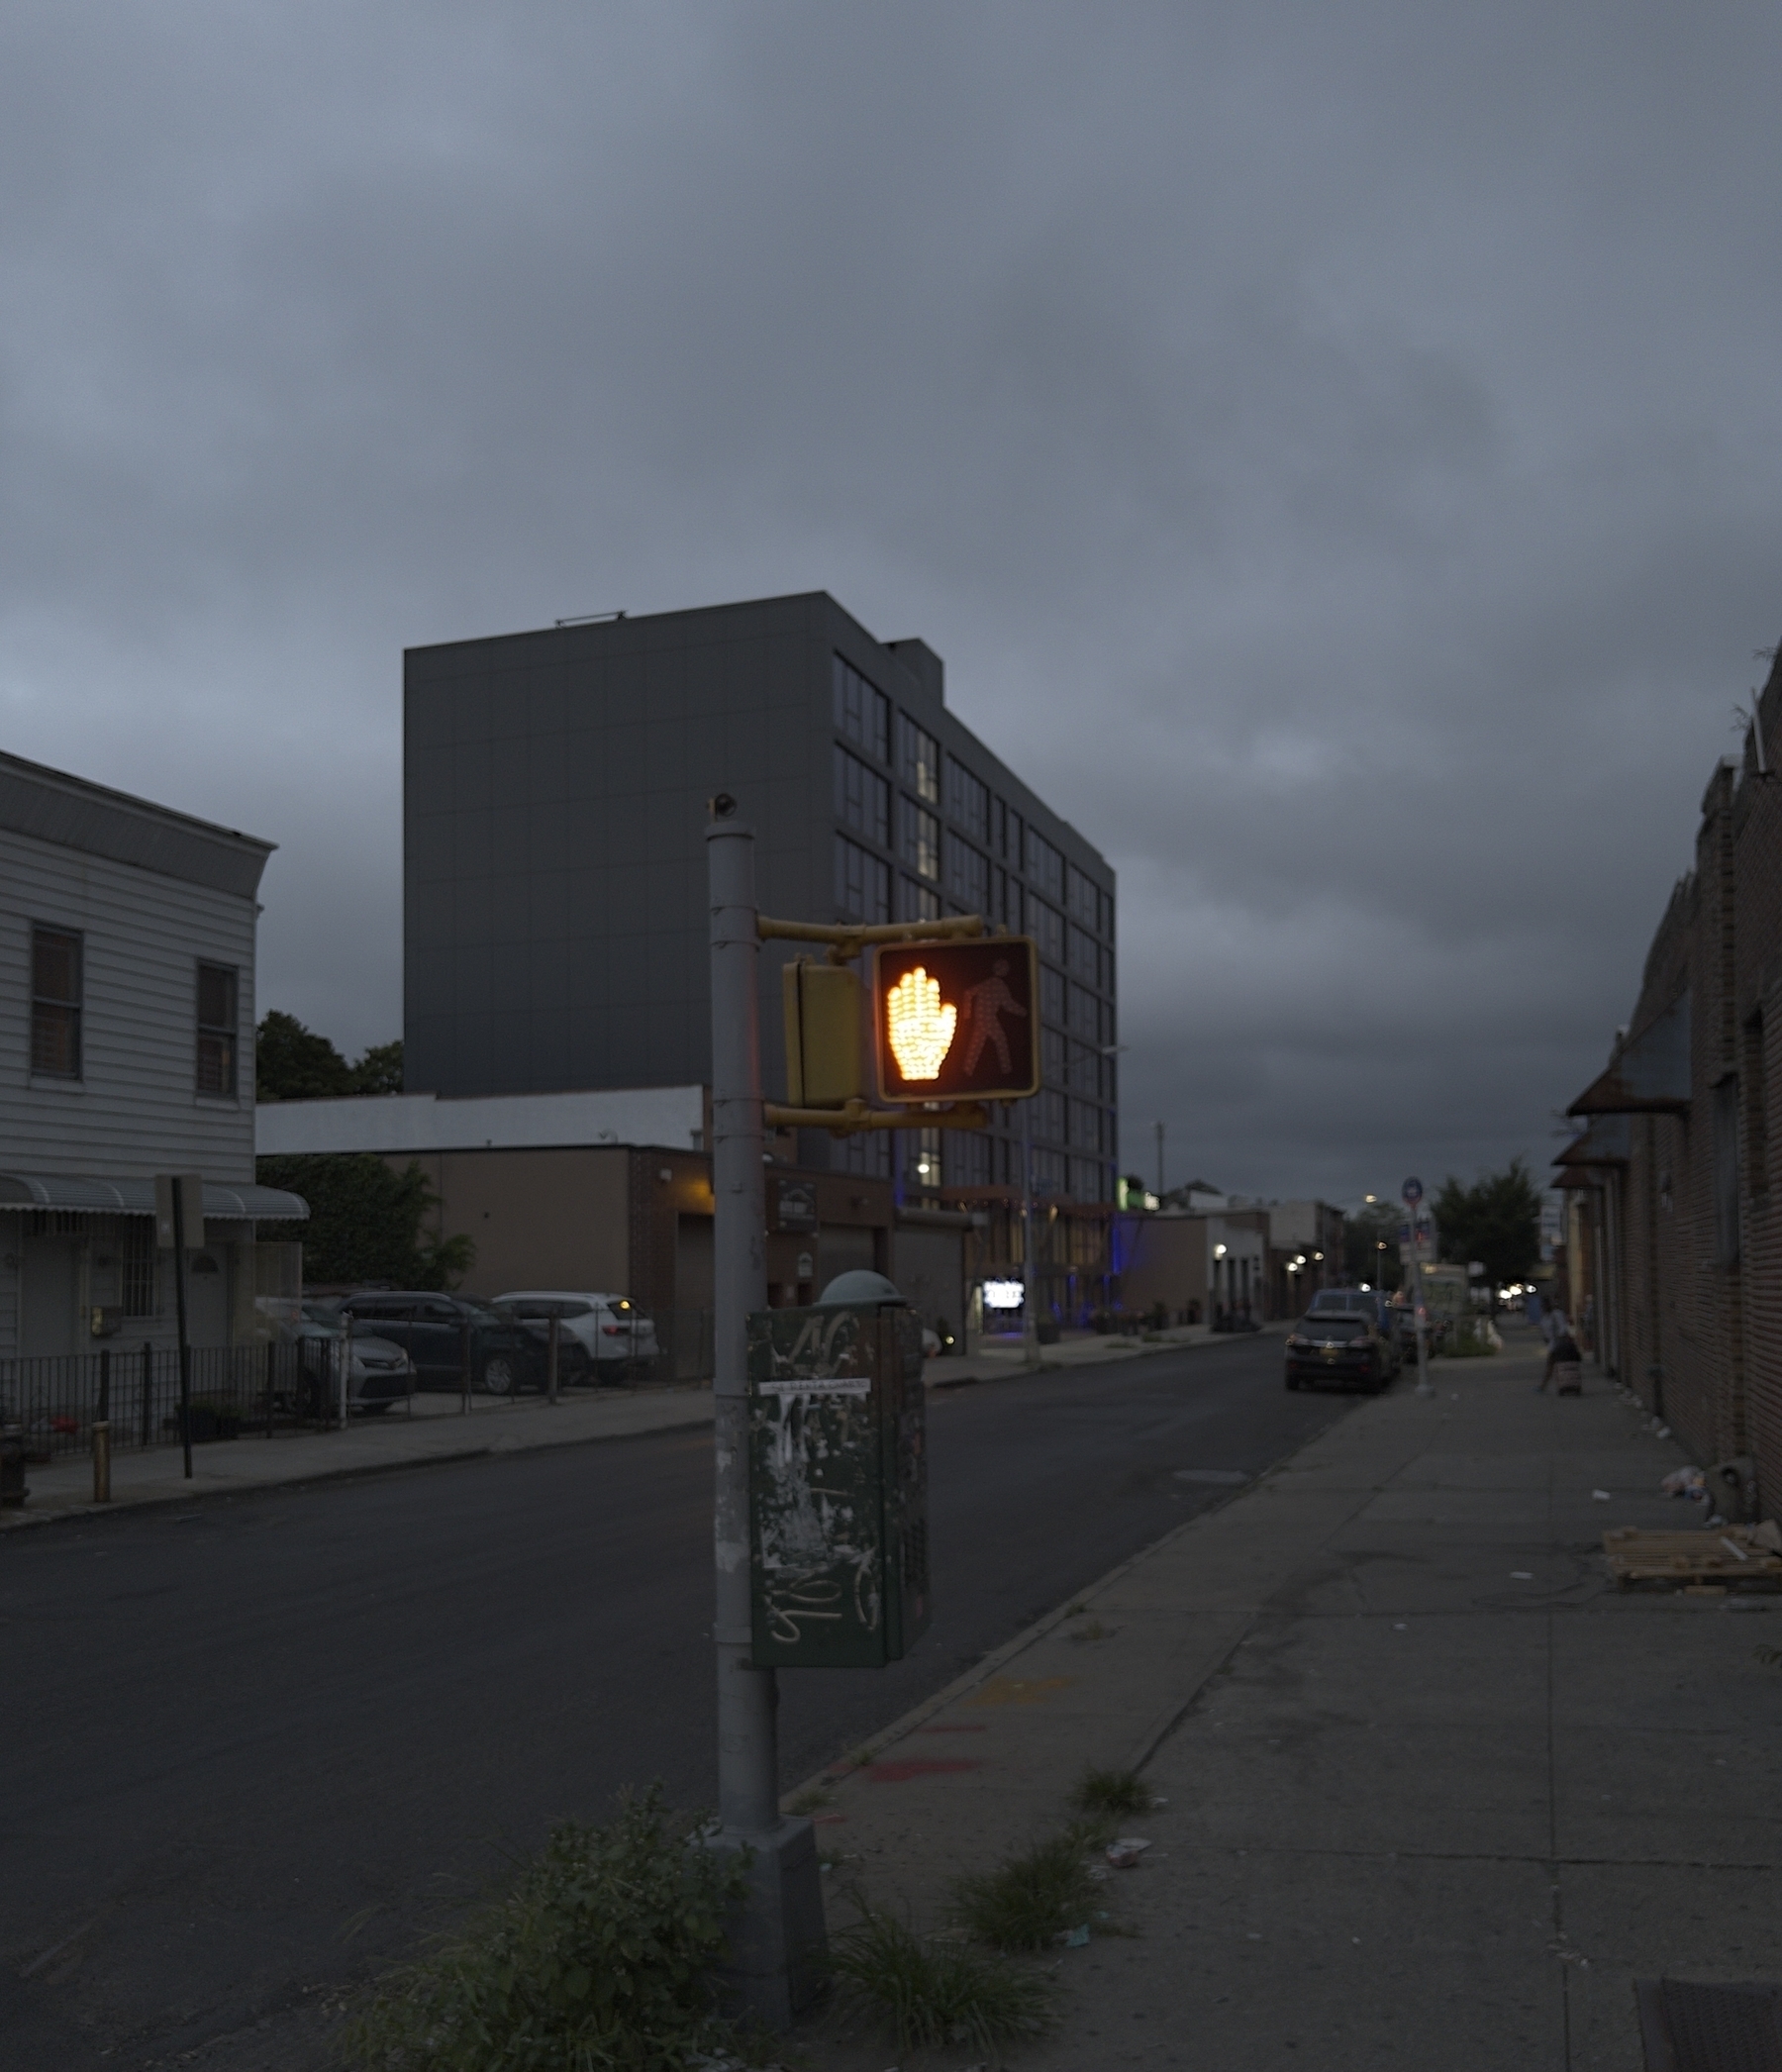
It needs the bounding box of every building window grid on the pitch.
[834,655,890,763]
[834,744,890,849]
[943,831,989,914]
[944,757,990,844]
[897,714,940,804]
[835,836,891,924]
[898,796,940,880]
[31,926,82,1079]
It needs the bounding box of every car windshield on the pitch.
[1298,1316,1368,1339]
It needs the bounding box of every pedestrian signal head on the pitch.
[871,937,1040,1104]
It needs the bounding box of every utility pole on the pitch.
[705,799,824,2026]
[1155,1119,1164,1200]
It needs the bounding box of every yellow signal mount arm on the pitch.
[762,1097,990,1135]
[759,913,995,1135]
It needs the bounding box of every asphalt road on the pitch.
[0,1331,1351,2067]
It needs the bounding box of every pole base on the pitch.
[702,1815,827,2029]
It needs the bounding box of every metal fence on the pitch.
[0,1341,361,1463]
[2,1308,719,1466]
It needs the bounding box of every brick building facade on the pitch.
[1561,649,1782,1512]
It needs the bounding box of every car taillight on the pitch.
[601,1324,626,1336]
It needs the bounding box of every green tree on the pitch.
[1432,1157,1541,1289]
[1343,1201,1402,1286]
[255,1153,474,1289]
[255,1012,404,1101]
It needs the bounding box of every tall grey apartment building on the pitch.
[404,592,1118,1201]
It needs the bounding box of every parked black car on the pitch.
[330,1292,545,1395]
[1307,1287,1403,1378]
[1284,1312,1391,1393]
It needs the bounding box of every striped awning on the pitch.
[0,1174,308,1220]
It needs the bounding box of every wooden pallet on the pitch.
[1605,1522,1782,1586]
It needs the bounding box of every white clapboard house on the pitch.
[0,750,306,1359]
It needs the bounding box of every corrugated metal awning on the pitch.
[1568,992,1691,1115]
[0,1174,309,1221]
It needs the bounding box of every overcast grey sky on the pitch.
[3,3,1777,1203]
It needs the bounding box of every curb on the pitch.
[0,1394,717,1536]
[925,1324,1284,1393]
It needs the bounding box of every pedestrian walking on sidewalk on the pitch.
[1537,1324,1584,1395]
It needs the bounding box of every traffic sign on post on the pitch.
[871,937,1039,1104]
[1402,1176,1424,1205]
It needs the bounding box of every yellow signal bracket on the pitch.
[759,912,986,966]
[763,1098,990,1136]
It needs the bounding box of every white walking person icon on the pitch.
[959,958,1027,1075]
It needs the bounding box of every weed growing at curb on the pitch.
[783,1784,834,1817]
[826,1902,1053,2052]
[342,1785,753,2072]
[949,1826,1111,1952]
[1070,1765,1156,1818]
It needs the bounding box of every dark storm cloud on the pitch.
[2,1,1779,1200]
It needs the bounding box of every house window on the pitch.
[834,655,890,763]
[120,1218,157,1317]
[834,836,890,924]
[834,745,889,848]
[1031,900,1064,963]
[1040,965,1065,1027]
[1067,922,1098,981]
[945,757,990,843]
[31,927,82,1078]
[906,1126,941,1190]
[196,963,239,1096]
[898,797,940,880]
[898,714,940,804]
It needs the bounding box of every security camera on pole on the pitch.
[1402,1176,1434,1397]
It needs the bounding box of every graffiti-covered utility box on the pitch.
[746,1302,930,1669]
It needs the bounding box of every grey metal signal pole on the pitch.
[706,801,825,2026]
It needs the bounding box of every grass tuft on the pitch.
[341,1785,752,2072]
[826,1902,1053,2052]
[948,1826,1109,1952]
[1070,1765,1156,1818]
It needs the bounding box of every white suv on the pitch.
[491,1291,659,1384]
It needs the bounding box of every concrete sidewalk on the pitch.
[801,1325,1782,2070]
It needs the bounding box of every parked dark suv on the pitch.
[331,1293,545,1395]
[1284,1312,1392,1393]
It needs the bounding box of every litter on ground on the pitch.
[1604,1522,1782,1588]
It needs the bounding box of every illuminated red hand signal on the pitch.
[872,937,1040,1104]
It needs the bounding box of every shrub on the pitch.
[1070,1765,1155,1819]
[949,1826,1107,1952]
[826,1902,1052,2053]
[342,1786,749,2072]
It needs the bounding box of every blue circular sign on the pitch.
[1402,1176,1424,1204]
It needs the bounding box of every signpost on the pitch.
[154,1173,203,1478]
[1402,1177,1433,1397]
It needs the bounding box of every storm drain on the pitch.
[1635,1979,1782,2072]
